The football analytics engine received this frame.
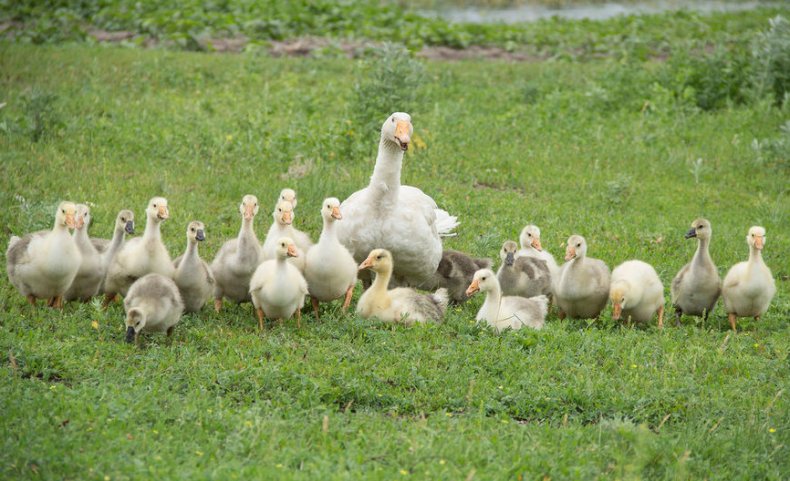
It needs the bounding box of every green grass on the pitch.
[0,40,789,480]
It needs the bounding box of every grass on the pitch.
[0,35,789,480]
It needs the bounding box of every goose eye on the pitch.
[376,255,382,260]
[698,225,703,229]
[190,228,195,232]
[254,203,258,207]
[391,118,395,123]
[61,209,65,214]
[576,243,581,247]
[481,277,487,281]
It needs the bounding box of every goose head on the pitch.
[146,197,169,222]
[116,209,135,235]
[321,197,342,222]
[465,268,497,297]
[499,240,519,267]
[747,225,766,250]
[240,195,259,221]
[279,189,297,209]
[609,282,628,320]
[520,224,543,251]
[274,201,294,226]
[358,248,393,274]
[75,204,91,231]
[275,237,298,260]
[186,221,206,243]
[55,201,78,230]
[125,307,146,343]
[564,235,587,261]
[382,112,412,151]
[685,218,711,241]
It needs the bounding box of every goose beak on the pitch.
[612,303,622,320]
[684,227,697,239]
[157,205,169,220]
[196,229,205,242]
[76,215,85,229]
[331,206,342,220]
[394,120,411,151]
[281,211,292,225]
[65,212,76,229]
[564,247,576,261]
[531,238,542,251]
[358,256,374,271]
[286,244,298,258]
[125,220,135,234]
[125,326,136,343]
[243,204,255,220]
[505,252,514,266]
[465,279,480,297]
[754,235,764,250]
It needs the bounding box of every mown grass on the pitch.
[0,39,788,480]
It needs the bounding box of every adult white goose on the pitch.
[722,226,776,331]
[336,112,458,287]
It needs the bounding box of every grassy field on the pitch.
[1,21,789,481]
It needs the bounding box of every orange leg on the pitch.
[311,296,320,321]
[102,293,117,309]
[26,295,36,306]
[558,310,566,320]
[47,297,56,308]
[728,313,737,332]
[342,285,354,312]
[55,296,64,309]
[657,305,665,329]
[256,307,265,331]
[296,309,302,329]
[214,298,223,313]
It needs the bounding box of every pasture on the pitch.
[0,7,789,479]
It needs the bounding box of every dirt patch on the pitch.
[88,28,136,43]
[419,45,545,62]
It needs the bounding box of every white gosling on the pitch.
[516,224,558,276]
[104,197,174,302]
[722,226,776,331]
[356,248,448,325]
[609,260,665,328]
[466,268,547,332]
[497,240,552,298]
[279,188,297,209]
[65,204,104,301]
[671,218,721,323]
[336,112,458,287]
[91,209,135,295]
[211,195,262,312]
[249,237,308,330]
[124,273,184,344]
[261,200,312,272]
[304,198,357,319]
[6,201,81,308]
[554,235,610,319]
[173,221,215,313]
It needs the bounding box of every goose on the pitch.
[670,218,721,323]
[356,248,448,325]
[497,240,551,299]
[336,112,458,288]
[516,224,558,276]
[210,195,262,312]
[104,197,174,302]
[553,235,610,319]
[722,226,776,331]
[261,200,312,272]
[64,204,104,301]
[173,221,215,313]
[417,249,492,305]
[124,273,184,344]
[91,209,135,295]
[249,237,308,330]
[6,201,81,308]
[609,260,665,328]
[304,198,358,319]
[279,188,297,208]
[465,268,547,332]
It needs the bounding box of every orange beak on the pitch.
[394,120,411,151]
[286,244,298,258]
[565,246,576,261]
[331,206,342,220]
[465,279,480,297]
[243,204,255,220]
[76,214,85,229]
[157,205,169,220]
[612,303,622,320]
[281,211,292,225]
[531,238,542,251]
[754,235,764,250]
[65,212,76,229]
[358,255,375,271]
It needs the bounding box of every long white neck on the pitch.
[692,237,712,267]
[482,283,503,321]
[370,266,393,298]
[143,213,161,242]
[319,216,338,244]
[747,244,764,271]
[238,217,257,247]
[369,136,403,205]
[74,225,90,246]
[107,222,125,256]
[183,238,198,260]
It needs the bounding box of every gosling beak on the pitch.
[394,120,411,151]
[243,204,255,220]
[281,211,292,225]
[465,279,480,297]
[125,326,136,344]
[76,215,85,229]
[531,238,542,251]
[754,235,764,250]
[286,244,298,258]
[196,229,205,242]
[358,256,374,271]
[157,205,169,220]
[505,252,515,266]
[331,206,342,220]
[684,227,697,239]
[65,213,76,229]
[125,220,135,235]
[564,247,576,261]
[612,303,622,320]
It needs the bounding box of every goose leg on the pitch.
[214,298,222,313]
[47,297,56,307]
[26,295,36,306]
[296,309,302,329]
[166,326,175,337]
[657,305,664,329]
[728,313,737,332]
[558,310,566,320]
[311,296,320,321]
[102,293,117,309]
[342,285,354,312]
[256,307,265,331]
[53,296,63,309]
[673,305,682,327]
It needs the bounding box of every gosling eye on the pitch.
[576,243,581,248]
[698,225,703,229]
[190,228,195,232]
[62,209,65,214]
[481,277,487,281]
[376,255,382,260]
[391,117,395,123]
